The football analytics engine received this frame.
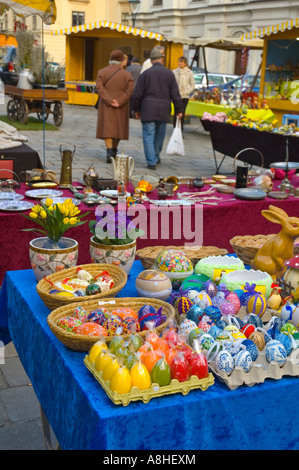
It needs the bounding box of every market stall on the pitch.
[242,18,299,125]
[51,21,184,107]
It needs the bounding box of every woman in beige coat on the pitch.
[172,56,195,133]
[96,50,134,163]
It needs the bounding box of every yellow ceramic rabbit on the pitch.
[252,205,299,280]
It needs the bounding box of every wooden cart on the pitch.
[4,85,69,126]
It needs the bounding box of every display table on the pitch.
[0,143,43,179]
[201,119,299,172]
[0,260,298,450]
[1,179,299,285]
[185,101,274,121]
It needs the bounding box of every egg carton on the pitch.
[84,356,215,406]
[209,348,299,391]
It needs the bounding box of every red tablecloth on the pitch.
[1,179,299,285]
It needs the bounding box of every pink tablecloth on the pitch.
[1,178,299,285]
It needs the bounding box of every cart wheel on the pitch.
[53,102,63,126]
[7,99,19,121]
[18,99,29,124]
[37,111,49,122]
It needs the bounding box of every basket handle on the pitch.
[233,147,264,172]
[0,169,20,182]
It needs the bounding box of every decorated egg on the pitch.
[198,316,214,332]
[280,302,297,323]
[73,306,89,322]
[220,301,236,316]
[225,292,241,313]
[288,306,299,329]
[85,282,102,296]
[197,333,215,351]
[186,304,205,324]
[248,331,265,351]
[241,324,256,338]
[280,322,298,336]
[74,322,108,336]
[240,339,259,361]
[135,269,172,301]
[138,304,156,320]
[177,296,194,316]
[204,306,221,323]
[122,316,140,334]
[246,292,267,317]
[234,349,253,373]
[275,333,293,356]
[223,324,239,334]
[266,340,287,366]
[216,330,231,344]
[196,291,212,308]
[103,314,123,335]
[212,292,226,308]
[207,324,222,339]
[204,280,218,298]
[230,331,247,342]
[86,309,108,325]
[112,307,138,320]
[154,249,193,290]
[57,316,82,332]
[180,274,209,292]
[178,318,198,337]
[214,350,234,375]
[246,313,263,328]
[189,327,205,345]
[292,332,299,347]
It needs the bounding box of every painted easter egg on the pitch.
[135,269,172,301]
[280,302,297,323]
[73,306,88,322]
[266,340,287,366]
[234,349,253,373]
[57,316,82,332]
[275,333,293,356]
[138,304,156,320]
[74,322,108,337]
[122,317,140,334]
[280,322,298,336]
[248,331,265,351]
[103,315,123,336]
[197,291,212,308]
[241,324,256,338]
[246,313,263,328]
[178,318,198,337]
[188,327,205,346]
[86,309,108,325]
[154,249,193,289]
[225,292,241,313]
[204,280,218,298]
[180,273,209,293]
[220,301,236,316]
[246,292,267,317]
[214,350,234,376]
[186,304,205,324]
[204,306,221,323]
[177,296,194,316]
[111,307,138,320]
[241,339,259,362]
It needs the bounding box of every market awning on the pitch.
[241,18,299,40]
[191,37,264,50]
[51,20,163,41]
[0,0,56,25]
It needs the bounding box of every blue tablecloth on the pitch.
[0,261,298,450]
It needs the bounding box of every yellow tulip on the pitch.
[40,210,47,219]
[58,203,65,214]
[45,198,53,207]
[69,217,77,225]
[63,217,69,224]
[32,204,41,214]
[29,212,38,219]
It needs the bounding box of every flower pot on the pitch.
[29,237,78,281]
[90,235,136,275]
[18,68,34,89]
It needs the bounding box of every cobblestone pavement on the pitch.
[0,100,236,450]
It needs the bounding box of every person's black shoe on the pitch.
[112,147,118,157]
[147,164,156,170]
[106,148,114,163]
[156,158,161,165]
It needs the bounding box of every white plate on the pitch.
[25,189,63,199]
[100,190,130,198]
[0,200,34,211]
[0,192,24,200]
[233,188,267,200]
[41,197,80,206]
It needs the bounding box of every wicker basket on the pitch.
[36,264,127,311]
[230,234,275,265]
[47,297,175,351]
[136,245,228,269]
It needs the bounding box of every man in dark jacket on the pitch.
[132,47,183,170]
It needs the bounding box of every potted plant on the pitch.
[89,206,144,274]
[30,47,65,88]
[15,29,35,89]
[22,197,90,281]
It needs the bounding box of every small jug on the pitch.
[111,152,134,188]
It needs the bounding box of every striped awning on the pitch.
[0,0,56,25]
[241,18,299,40]
[52,20,163,41]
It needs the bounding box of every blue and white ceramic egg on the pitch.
[241,339,259,362]
[275,333,293,356]
[265,340,287,367]
[214,350,234,376]
[234,349,253,373]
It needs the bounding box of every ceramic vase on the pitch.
[29,237,79,281]
[90,235,136,275]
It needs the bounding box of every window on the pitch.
[72,11,85,26]
[153,0,162,5]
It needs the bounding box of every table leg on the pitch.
[40,405,61,450]
[213,148,228,173]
